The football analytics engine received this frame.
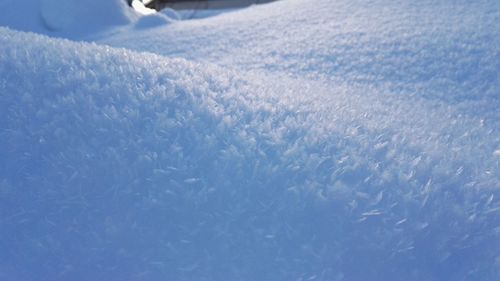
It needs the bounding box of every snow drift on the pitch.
[0,0,499,280]
[0,0,138,38]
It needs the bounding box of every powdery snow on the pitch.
[0,0,499,280]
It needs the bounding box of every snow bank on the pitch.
[1,24,499,280]
[0,0,499,280]
[104,0,500,107]
[0,0,138,38]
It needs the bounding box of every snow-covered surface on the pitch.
[0,0,499,280]
[131,0,156,15]
[0,0,138,38]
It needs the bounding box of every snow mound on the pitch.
[160,8,181,21]
[104,0,500,107]
[1,25,499,280]
[0,0,138,38]
[1,0,499,280]
[134,13,173,29]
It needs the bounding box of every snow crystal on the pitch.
[0,0,499,280]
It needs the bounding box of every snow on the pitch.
[0,0,138,38]
[0,0,499,280]
[131,0,156,15]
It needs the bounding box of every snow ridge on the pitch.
[0,25,499,280]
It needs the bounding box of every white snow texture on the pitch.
[0,0,499,280]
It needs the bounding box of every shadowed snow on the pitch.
[0,0,499,280]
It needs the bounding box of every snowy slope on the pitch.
[0,0,499,280]
[103,0,500,104]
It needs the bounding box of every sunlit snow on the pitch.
[131,0,156,15]
[0,0,499,280]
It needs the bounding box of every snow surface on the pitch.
[131,0,156,15]
[0,0,499,280]
[0,0,139,38]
